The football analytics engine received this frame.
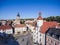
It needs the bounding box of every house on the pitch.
[25,12,58,45]
[35,12,58,45]
[14,24,27,34]
[46,28,60,45]
[0,25,13,34]
[39,21,57,45]
[13,13,27,34]
[0,20,7,25]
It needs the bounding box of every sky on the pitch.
[0,0,60,19]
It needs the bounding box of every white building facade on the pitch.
[14,24,27,34]
[0,25,13,34]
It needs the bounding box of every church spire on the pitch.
[39,12,41,16]
[17,12,20,17]
[16,12,20,20]
[37,12,43,20]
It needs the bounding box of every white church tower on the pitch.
[36,12,43,44]
[13,13,20,25]
[16,13,20,24]
[37,12,43,27]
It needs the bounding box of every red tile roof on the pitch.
[14,24,26,28]
[40,22,58,33]
[0,25,12,30]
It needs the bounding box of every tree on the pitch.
[43,16,60,23]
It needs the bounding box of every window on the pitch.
[47,33,50,36]
[52,34,55,38]
[54,42,58,45]
[40,38,41,41]
[40,42,42,45]
[55,43,56,45]
[48,38,49,41]
[23,31,26,34]
[59,36,60,40]
[40,34,41,36]
[46,37,48,41]
[51,40,52,43]
[17,32,20,34]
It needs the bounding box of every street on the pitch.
[0,31,34,45]
[14,31,34,45]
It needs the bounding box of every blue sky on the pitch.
[0,0,60,19]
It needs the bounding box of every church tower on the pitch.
[13,13,20,25]
[16,13,20,20]
[37,12,43,27]
[36,12,43,44]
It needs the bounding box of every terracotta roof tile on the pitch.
[37,16,43,20]
[0,25,12,30]
[14,24,26,28]
[40,22,58,33]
